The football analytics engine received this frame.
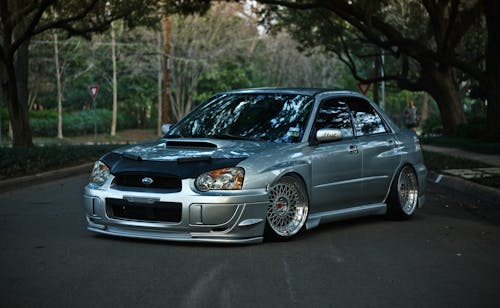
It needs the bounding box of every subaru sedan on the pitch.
[84,88,426,243]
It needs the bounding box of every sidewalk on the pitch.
[424,145,500,204]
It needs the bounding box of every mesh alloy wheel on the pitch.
[266,175,309,239]
[397,165,419,215]
[387,165,419,219]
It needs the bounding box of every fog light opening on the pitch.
[211,227,227,232]
[91,198,97,215]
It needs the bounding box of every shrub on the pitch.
[30,109,118,137]
[29,109,58,119]
[0,144,120,178]
[2,108,140,139]
[421,113,443,136]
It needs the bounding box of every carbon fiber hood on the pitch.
[100,138,283,179]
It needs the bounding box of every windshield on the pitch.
[166,93,314,143]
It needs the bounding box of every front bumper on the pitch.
[84,178,269,244]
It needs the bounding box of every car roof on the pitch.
[222,87,360,97]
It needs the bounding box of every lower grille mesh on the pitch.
[106,198,182,222]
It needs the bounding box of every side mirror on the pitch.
[161,123,172,135]
[316,128,343,143]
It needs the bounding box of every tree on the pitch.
[167,2,345,120]
[167,3,262,121]
[257,0,497,136]
[110,21,118,136]
[0,0,159,147]
[53,32,63,139]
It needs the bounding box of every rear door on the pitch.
[347,98,401,204]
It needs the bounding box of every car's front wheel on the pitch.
[265,175,309,240]
[387,165,419,219]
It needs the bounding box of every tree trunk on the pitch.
[163,15,170,124]
[485,88,500,137]
[1,42,34,147]
[156,29,163,136]
[484,0,500,137]
[421,92,429,124]
[425,66,464,136]
[54,33,63,140]
[110,22,118,136]
[372,56,380,105]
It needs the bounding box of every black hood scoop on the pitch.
[165,140,217,148]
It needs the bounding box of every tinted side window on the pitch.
[348,98,387,136]
[315,99,354,139]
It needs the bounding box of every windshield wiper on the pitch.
[164,133,183,138]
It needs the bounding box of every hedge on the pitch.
[30,109,125,137]
[0,108,138,138]
[0,144,120,178]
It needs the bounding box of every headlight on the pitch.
[195,167,244,192]
[90,161,110,187]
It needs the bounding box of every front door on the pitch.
[310,98,362,212]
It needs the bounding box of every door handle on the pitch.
[349,144,359,154]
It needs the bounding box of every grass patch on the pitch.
[0,144,121,179]
[422,136,500,155]
[423,151,492,171]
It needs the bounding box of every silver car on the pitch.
[84,88,426,243]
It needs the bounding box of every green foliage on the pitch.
[0,144,120,178]
[29,109,129,137]
[25,3,355,130]
[455,101,499,139]
[196,61,254,104]
[29,109,58,119]
[421,113,443,136]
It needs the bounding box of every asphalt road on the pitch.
[1,175,499,308]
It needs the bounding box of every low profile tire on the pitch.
[265,175,309,241]
[387,165,419,220]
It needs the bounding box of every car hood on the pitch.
[115,138,281,161]
[100,138,286,179]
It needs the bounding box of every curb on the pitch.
[0,163,93,193]
[427,171,500,204]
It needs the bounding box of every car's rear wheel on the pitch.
[387,165,419,219]
[265,175,309,240]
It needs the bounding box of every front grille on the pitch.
[106,198,182,222]
[113,173,181,191]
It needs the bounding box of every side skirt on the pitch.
[305,203,387,230]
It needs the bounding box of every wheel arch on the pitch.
[270,171,310,201]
